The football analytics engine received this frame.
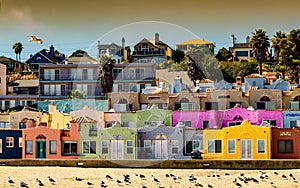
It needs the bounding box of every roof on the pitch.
[156,69,194,87]
[67,56,97,64]
[0,56,26,64]
[14,80,39,87]
[244,74,264,78]
[176,39,214,46]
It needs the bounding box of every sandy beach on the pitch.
[0,166,299,188]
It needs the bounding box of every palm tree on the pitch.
[12,42,23,61]
[271,31,286,60]
[250,29,270,75]
[98,55,115,97]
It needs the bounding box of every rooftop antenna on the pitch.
[231,34,237,46]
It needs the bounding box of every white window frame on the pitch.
[83,140,96,154]
[144,140,151,153]
[126,140,134,154]
[257,139,266,154]
[171,140,179,154]
[102,140,109,154]
[227,140,236,154]
[18,137,22,147]
[6,137,14,148]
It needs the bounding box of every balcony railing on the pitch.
[40,74,98,81]
[113,73,155,81]
[132,50,165,56]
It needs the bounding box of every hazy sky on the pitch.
[1,0,300,61]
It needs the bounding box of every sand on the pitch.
[0,166,299,188]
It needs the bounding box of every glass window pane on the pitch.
[228,140,235,154]
[50,140,57,154]
[258,140,265,153]
[208,140,214,153]
[286,140,293,153]
[215,140,222,153]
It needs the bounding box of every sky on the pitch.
[0,0,300,61]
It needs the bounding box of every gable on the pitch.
[26,52,56,64]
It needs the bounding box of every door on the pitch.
[111,140,123,160]
[240,139,252,159]
[154,140,168,159]
[36,141,46,159]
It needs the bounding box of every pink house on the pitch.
[22,122,80,159]
[173,107,283,129]
[222,107,283,128]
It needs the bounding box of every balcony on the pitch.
[132,50,165,56]
[40,74,99,82]
[113,73,155,81]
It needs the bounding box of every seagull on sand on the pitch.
[152,175,160,183]
[75,177,83,181]
[140,183,147,188]
[7,176,15,185]
[47,176,56,184]
[28,36,43,44]
[36,178,44,186]
[106,175,113,180]
[19,181,28,188]
[86,180,93,186]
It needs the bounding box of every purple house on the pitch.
[173,106,283,128]
[222,107,283,128]
[172,110,222,129]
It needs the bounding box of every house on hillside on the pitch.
[26,45,65,71]
[132,33,172,64]
[176,38,215,54]
[0,56,28,73]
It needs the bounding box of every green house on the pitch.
[136,105,172,128]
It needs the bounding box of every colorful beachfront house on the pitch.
[221,106,283,128]
[40,104,71,129]
[138,124,203,159]
[136,105,172,128]
[203,120,271,160]
[104,111,137,128]
[70,107,105,128]
[283,111,300,128]
[79,121,137,160]
[249,89,282,110]
[22,122,80,159]
[172,110,221,128]
[271,127,300,159]
[0,129,22,159]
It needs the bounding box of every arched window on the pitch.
[180,98,189,103]
[260,96,270,101]
[294,95,300,101]
[233,115,243,121]
[118,98,128,104]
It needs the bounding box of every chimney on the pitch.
[50,45,55,57]
[48,104,56,114]
[155,33,159,45]
[122,37,125,49]
[246,36,250,43]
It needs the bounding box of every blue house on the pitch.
[0,129,22,159]
[25,45,65,71]
[283,111,300,128]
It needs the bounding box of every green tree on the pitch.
[250,29,270,75]
[68,89,84,99]
[215,47,233,62]
[98,55,115,95]
[271,31,286,60]
[69,50,88,58]
[12,42,23,61]
[171,49,185,63]
[185,44,223,85]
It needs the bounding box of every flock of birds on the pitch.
[3,170,299,187]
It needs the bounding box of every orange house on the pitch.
[22,122,80,159]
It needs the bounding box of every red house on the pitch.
[271,127,300,159]
[22,122,80,159]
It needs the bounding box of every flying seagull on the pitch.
[28,36,43,44]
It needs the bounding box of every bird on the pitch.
[19,181,28,188]
[235,182,242,187]
[136,173,146,179]
[152,175,160,183]
[47,176,56,184]
[273,171,278,175]
[106,175,113,180]
[7,176,15,184]
[281,174,287,179]
[75,177,83,181]
[194,182,203,187]
[289,173,294,178]
[36,178,44,186]
[208,184,213,188]
[225,172,230,176]
[100,181,107,188]
[115,178,123,185]
[28,36,43,44]
[86,180,93,186]
[141,183,147,188]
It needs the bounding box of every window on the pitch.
[63,141,77,155]
[6,137,13,148]
[179,121,192,127]
[278,140,293,153]
[205,102,218,110]
[18,138,22,147]
[264,120,276,126]
[144,140,151,153]
[228,122,242,126]
[174,103,196,111]
[25,140,33,154]
[289,101,300,110]
[83,141,96,154]
[171,140,179,154]
[0,122,10,128]
[113,104,133,112]
[203,121,209,129]
[256,102,275,110]
[228,140,236,154]
[89,124,97,136]
[207,140,222,153]
[257,140,265,153]
[0,139,2,153]
[290,120,300,128]
[19,122,26,129]
[127,141,133,154]
[185,140,200,155]
[102,141,108,154]
[49,140,57,154]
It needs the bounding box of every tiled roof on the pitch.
[176,39,214,45]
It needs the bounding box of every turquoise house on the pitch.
[283,111,300,128]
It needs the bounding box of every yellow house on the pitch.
[176,39,215,54]
[203,120,271,160]
[41,104,70,129]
